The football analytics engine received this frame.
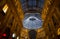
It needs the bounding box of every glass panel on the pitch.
[33,0,36,6]
[28,0,33,6]
[23,13,43,29]
[38,0,44,8]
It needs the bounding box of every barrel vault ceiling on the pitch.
[0,0,60,39]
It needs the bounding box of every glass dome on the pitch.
[20,0,44,13]
[22,13,43,29]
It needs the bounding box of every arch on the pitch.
[28,30,37,39]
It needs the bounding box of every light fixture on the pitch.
[2,33,7,37]
[58,28,60,35]
[17,36,19,39]
[2,4,8,13]
[12,33,16,38]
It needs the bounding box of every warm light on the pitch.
[58,28,60,35]
[17,36,19,39]
[12,33,16,38]
[25,36,27,39]
[38,28,44,32]
[3,33,6,37]
[2,4,8,13]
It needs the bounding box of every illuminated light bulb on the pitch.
[2,4,8,13]
[3,33,6,37]
[17,36,19,39]
[12,33,16,38]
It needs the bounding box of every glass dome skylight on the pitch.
[22,13,43,29]
[20,0,44,13]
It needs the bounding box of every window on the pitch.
[38,0,44,8]
[32,0,36,6]
[20,0,44,13]
[28,0,33,7]
[28,0,36,7]
[2,4,8,13]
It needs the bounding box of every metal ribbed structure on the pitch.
[23,13,43,29]
[20,0,44,13]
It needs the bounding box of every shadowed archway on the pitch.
[28,30,37,39]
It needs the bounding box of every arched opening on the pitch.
[28,30,37,39]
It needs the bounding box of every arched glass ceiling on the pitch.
[20,0,44,13]
[23,13,43,29]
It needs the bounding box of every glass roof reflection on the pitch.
[23,13,43,29]
[20,0,44,12]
